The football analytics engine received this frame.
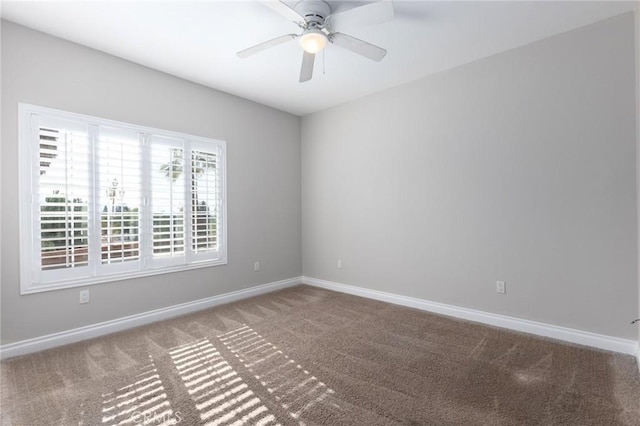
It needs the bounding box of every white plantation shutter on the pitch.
[148,138,224,266]
[97,126,143,274]
[190,145,221,258]
[19,104,226,294]
[149,136,186,267]
[37,117,91,284]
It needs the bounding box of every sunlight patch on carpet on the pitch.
[101,355,177,425]
[169,338,279,425]
[218,325,339,423]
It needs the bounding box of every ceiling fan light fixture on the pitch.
[299,29,328,54]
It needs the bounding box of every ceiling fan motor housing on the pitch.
[294,0,331,26]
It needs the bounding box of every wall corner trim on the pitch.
[0,277,302,360]
[302,276,639,356]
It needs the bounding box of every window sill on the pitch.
[20,258,228,295]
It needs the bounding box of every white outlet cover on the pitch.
[496,281,506,294]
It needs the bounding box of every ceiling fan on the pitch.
[237,0,394,82]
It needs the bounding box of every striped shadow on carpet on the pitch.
[1,285,639,425]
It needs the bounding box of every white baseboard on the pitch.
[0,277,301,360]
[3,275,637,362]
[302,276,639,356]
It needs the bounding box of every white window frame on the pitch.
[18,103,227,294]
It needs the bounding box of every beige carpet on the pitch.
[1,285,639,425]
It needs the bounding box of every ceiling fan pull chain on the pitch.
[323,49,326,75]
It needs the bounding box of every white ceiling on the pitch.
[1,1,636,116]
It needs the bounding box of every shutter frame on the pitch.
[18,103,227,294]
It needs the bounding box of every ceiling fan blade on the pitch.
[300,51,315,82]
[260,1,305,24]
[330,33,387,62]
[328,1,394,32]
[237,34,297,58]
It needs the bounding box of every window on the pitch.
[19,104,227,294]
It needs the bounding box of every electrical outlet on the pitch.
[254,261,260,272]
[337,259,343,269]
[496,281,506,294]
[79,289,90,304]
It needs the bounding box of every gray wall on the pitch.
[302,13,638,339]
[635,9,640,351]
[2,12,638,346]
[1,21,302,344]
